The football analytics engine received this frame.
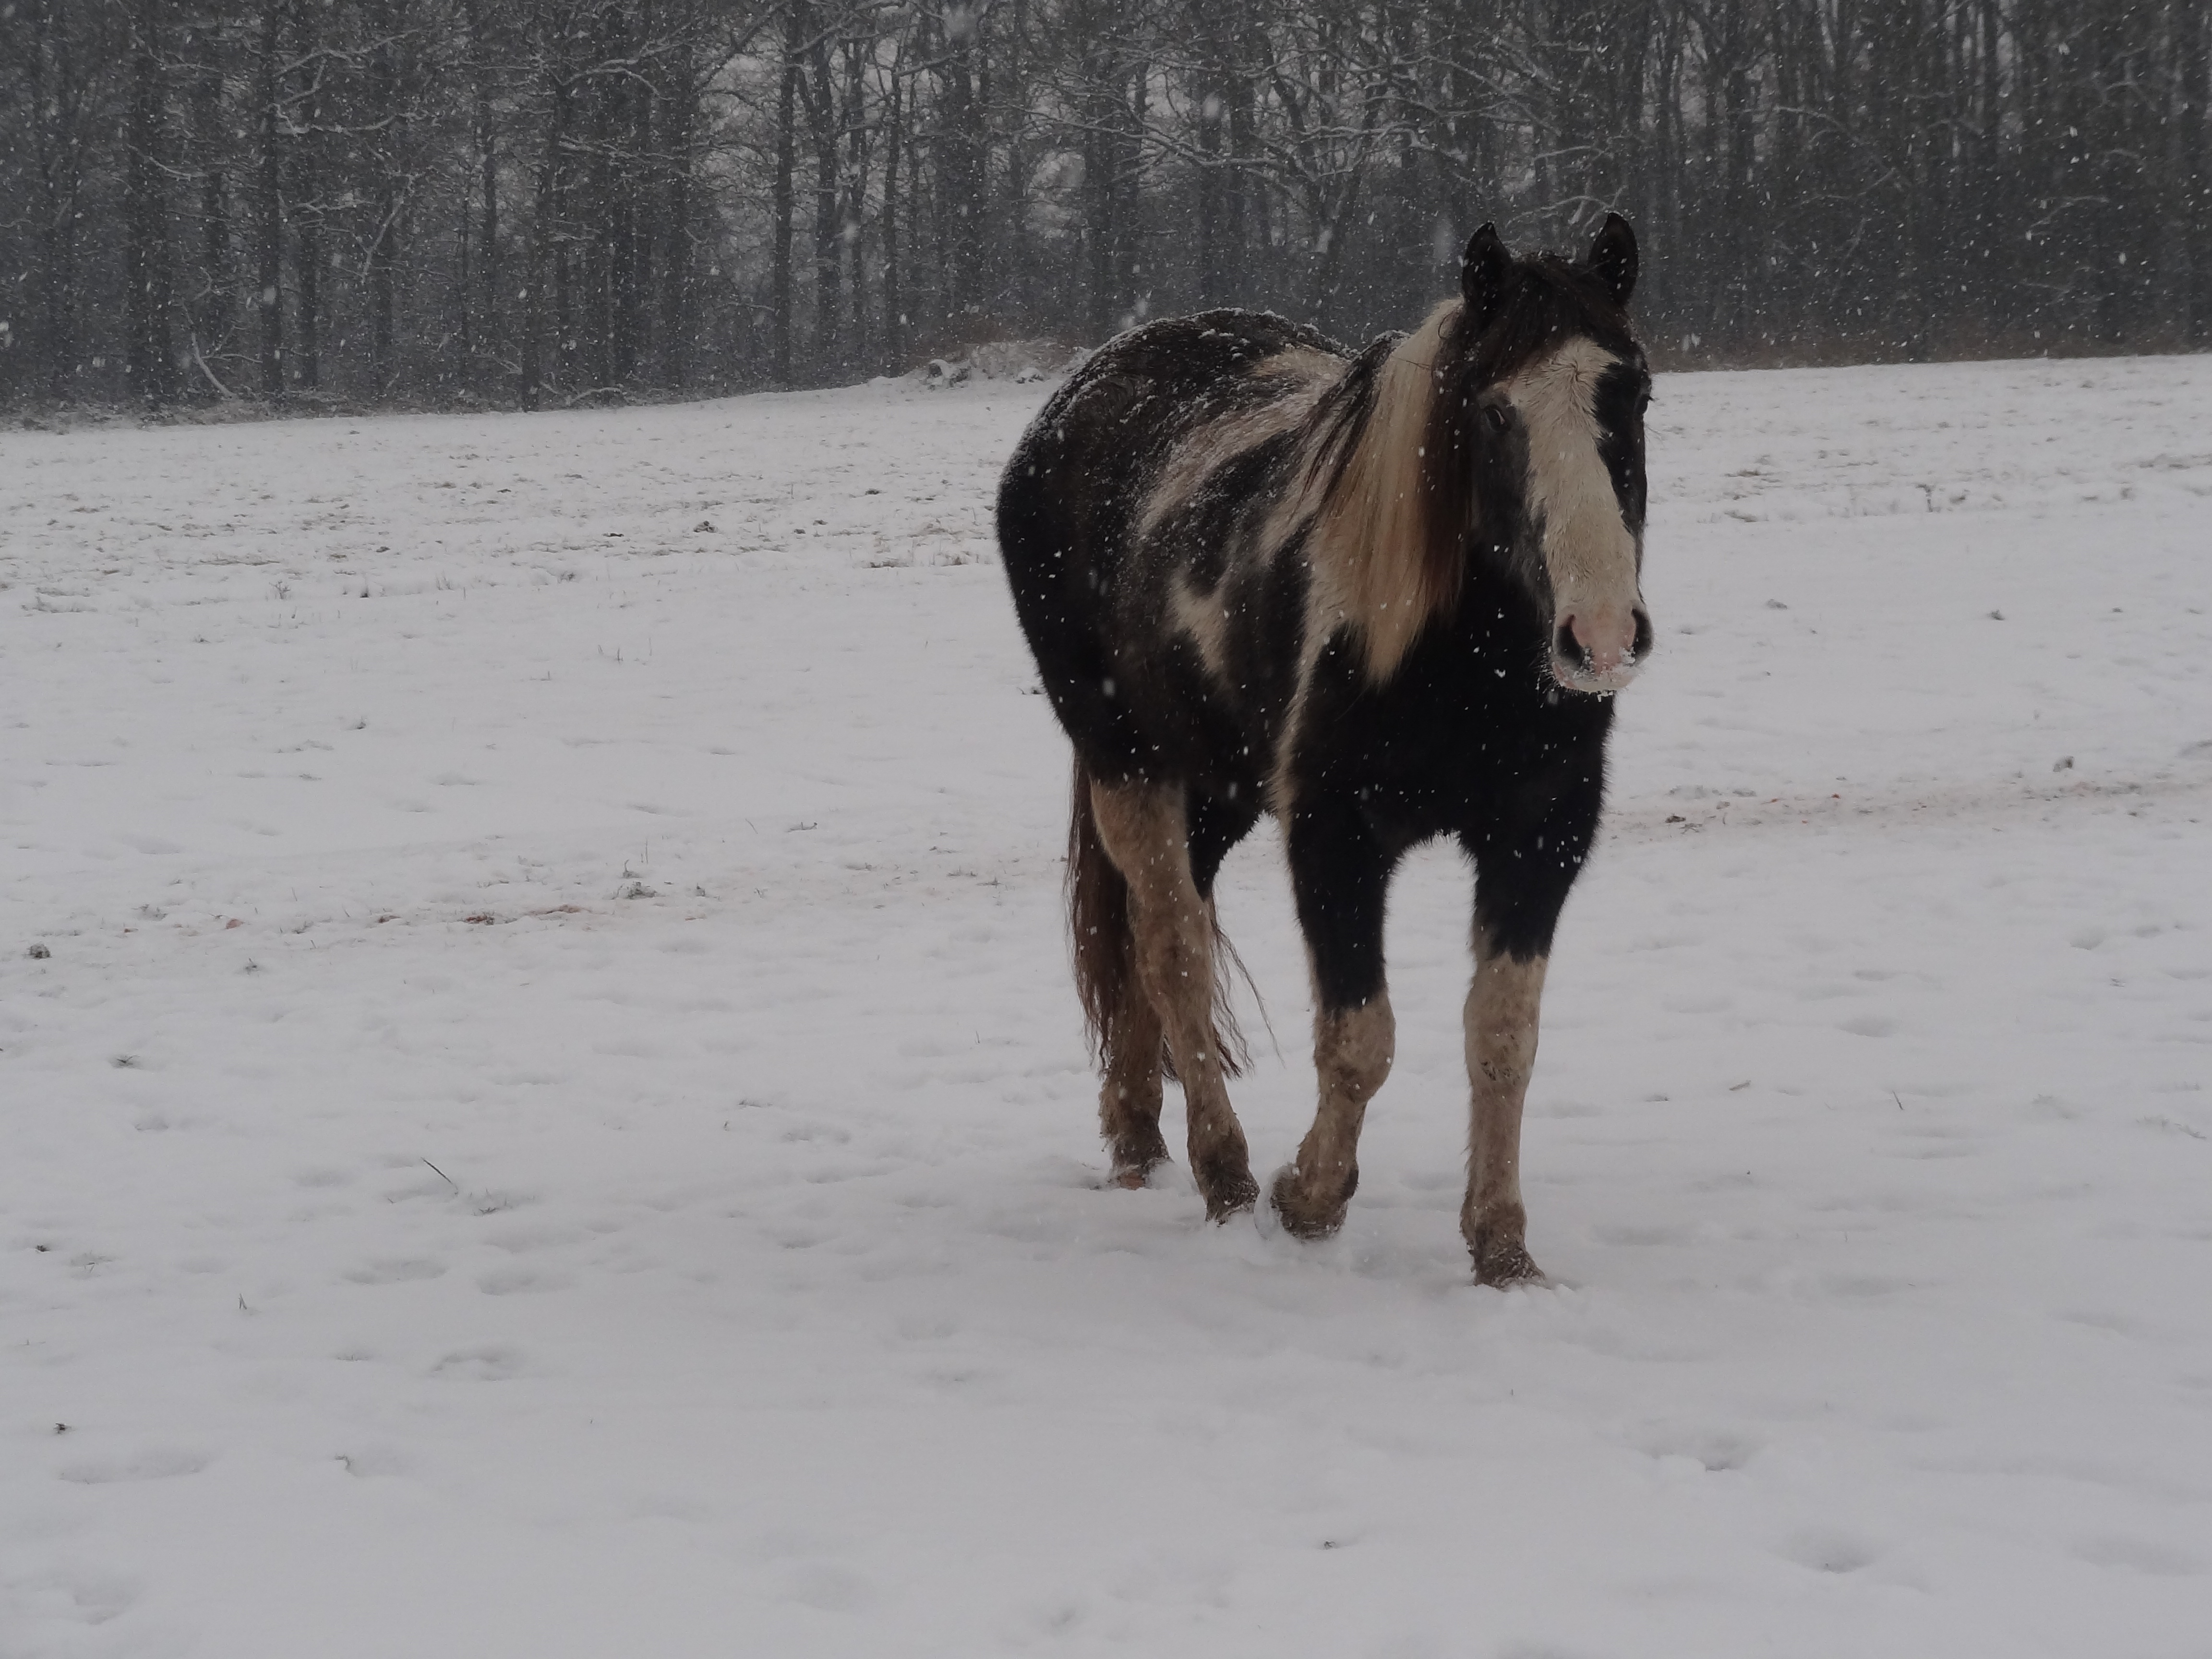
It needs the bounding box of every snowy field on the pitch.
[4,351,2211,1658]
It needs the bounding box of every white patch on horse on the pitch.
[1310,301,1458,685]
[1273,302,1459,813]
[1168,572,1232,680]
[1135,351,1336,543]
[1506,337,1645,689]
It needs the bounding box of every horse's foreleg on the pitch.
[1273,806,1395,1239]
[1089,778,1258,1220]
[1272,997,1394,1238]
[1461,940,1549,1285]
[1460,762,1598,1283]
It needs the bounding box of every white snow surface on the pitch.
[4,356,2212,1656]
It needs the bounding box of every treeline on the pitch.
[3,0,2209,409]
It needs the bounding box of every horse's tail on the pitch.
[1067,755,1133,1070]
[1067,756,1248,1081]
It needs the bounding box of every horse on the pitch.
[995,216,1652,1285]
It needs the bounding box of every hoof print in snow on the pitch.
[1780,1528,1880,1575]
[781,1563,880,1614]
[477,1266,575,1297]
[26,942,50,959]
[343,1258,446,1286]
[59,1448,209,1485]
[1629,1425,1760,1473]
[337,1446,410,1479]
[430,1346,532,1382]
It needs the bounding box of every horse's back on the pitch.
[1000,309,1340,552]
[998,312,1346,779]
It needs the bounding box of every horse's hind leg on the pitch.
[1088,778,1260,1220]
[1099,975,1168,1187]
[1067,759,1169,1185]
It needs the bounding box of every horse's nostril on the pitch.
[1631,609,1654,659]
[1554,619,1584,664]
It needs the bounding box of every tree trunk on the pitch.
[2165,0,2210,341]
[468,0,501,387]
[771,0,800,384]
[658,12,698,387]
[939,4,986,321]
[26,1,87,402]
[184,18,234,396]
[368,8,400,394]
[881,37,905,372]
[843,33,870,357]
[525,60,569,408]
[1195,61,1225,308]
[123,0,178,403]
[292,1,323,392]
[806,14,842,373]
[256,1,284,398]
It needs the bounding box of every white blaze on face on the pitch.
[1504,337,1647,692]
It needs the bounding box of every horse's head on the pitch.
[1432,216,1652,694]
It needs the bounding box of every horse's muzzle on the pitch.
[1551,606,1653,694]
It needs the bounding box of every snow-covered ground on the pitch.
[4,353,2211,1657]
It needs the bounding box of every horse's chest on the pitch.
[1313,678,1600,824]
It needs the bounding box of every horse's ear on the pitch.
[1587,213,1638,310]
[1460,223,1514,333]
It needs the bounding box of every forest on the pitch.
[2,0,2208,409]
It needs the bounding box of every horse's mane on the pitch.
[1304,256,1634,682]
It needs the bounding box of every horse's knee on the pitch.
[1317,995,1395,1106]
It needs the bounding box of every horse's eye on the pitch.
[1484,406,1510,434]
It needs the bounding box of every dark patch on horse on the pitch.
[1222,520,1312,769]
[1592,359,1652,532]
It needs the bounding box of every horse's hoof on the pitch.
[1470,1234,1546,1288]
[1199,1166,1261,1223]
[1104,1126,1171,1190]
[1269,1165,1348,1240]
[1108,1155,1166,1190]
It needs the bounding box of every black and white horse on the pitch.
[997,217,1652,1284]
